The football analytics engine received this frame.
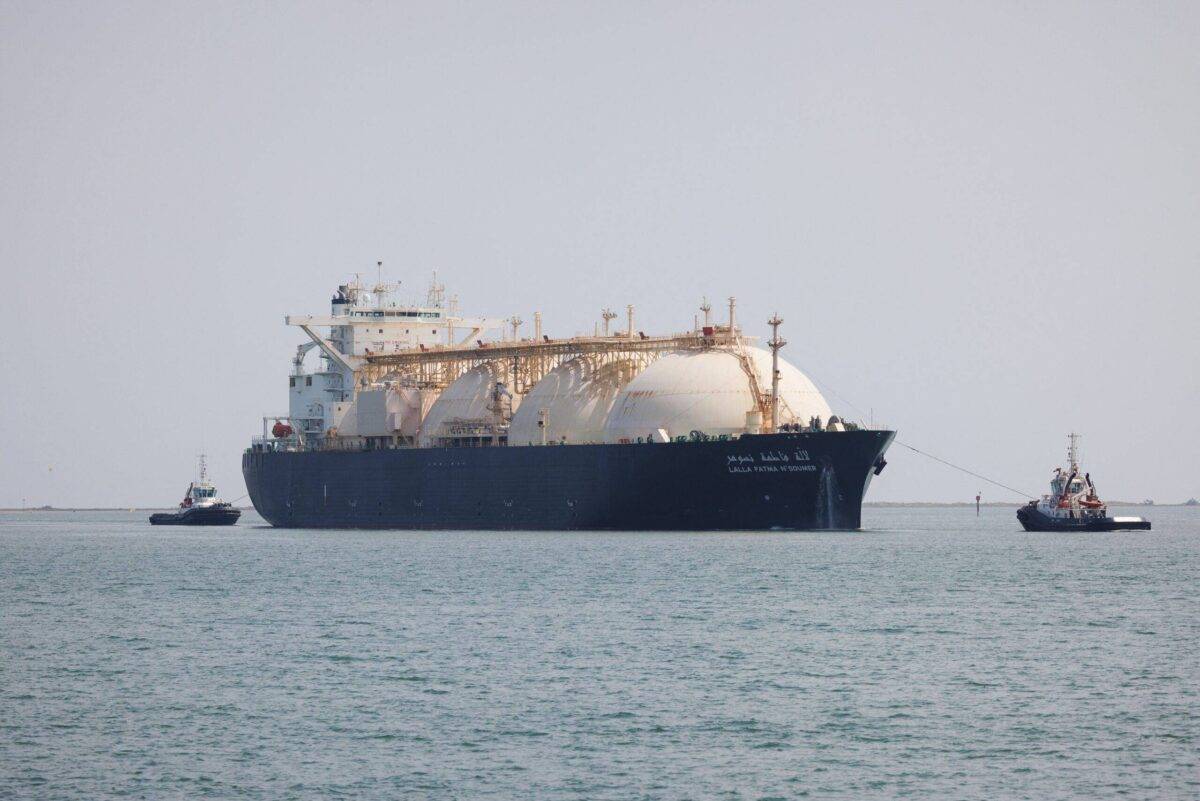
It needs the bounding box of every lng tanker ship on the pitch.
[243,271,893,530]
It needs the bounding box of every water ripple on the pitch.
[1,507,1197,799]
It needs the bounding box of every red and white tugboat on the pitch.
[1017,434,1150,532]
[149,455,241,526]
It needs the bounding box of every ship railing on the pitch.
[250,436,302,453]
[361,329,761,368]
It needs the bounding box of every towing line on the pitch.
[895,440,1034,500]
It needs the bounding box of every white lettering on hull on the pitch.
[726,450,816,474]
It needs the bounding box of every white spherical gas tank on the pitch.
[509,357,638,445]
[602,347,831,443]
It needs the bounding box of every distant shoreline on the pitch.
[872,502,1200,508]
[3,503,1196,512]
[0,507,259,513]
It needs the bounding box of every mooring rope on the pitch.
[894,440,1034,499]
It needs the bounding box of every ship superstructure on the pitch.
[245,270,894,530]
[281,268,505,443]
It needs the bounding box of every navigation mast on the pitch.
[767,313,786,434]
[601,308,617,337]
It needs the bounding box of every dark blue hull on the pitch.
[1016,504,1151,532]
[149,506,241,526]
[243,430,894,531]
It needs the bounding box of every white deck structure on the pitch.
[267,273,839,450]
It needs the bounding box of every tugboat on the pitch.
[149,455,241,526]
[1017,434,1150,532]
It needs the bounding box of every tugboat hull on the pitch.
[1017,504,1150,532]
[149,506,241,526]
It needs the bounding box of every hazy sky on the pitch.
[2,2,1197,506]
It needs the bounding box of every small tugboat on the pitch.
[149,455,241,526]
[1017,434,1150,532]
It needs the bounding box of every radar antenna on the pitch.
[601,308,617,337]
[427,271,446,308]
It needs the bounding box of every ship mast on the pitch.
[426,271,446,308]
[727,297,737,344]
[601,308,617,337]
[767,313,785,434]
[1067,432,1080,473]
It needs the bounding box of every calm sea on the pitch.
[1,507,1197,800]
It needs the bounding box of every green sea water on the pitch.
[2,507,1197,799]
